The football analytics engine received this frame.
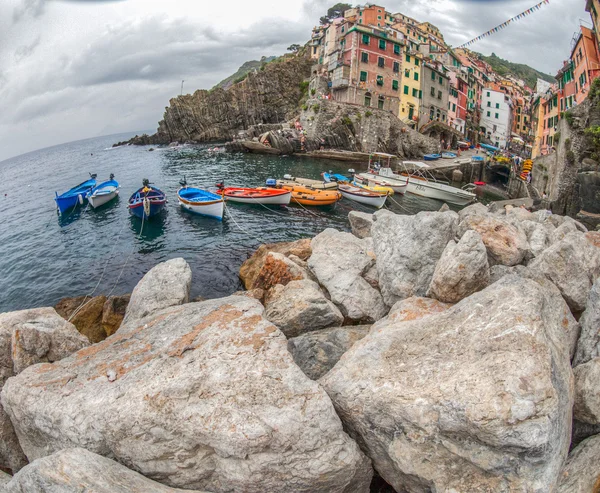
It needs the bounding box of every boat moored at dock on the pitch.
[128,179,167,219]
[54,175,97,214]
[87,174,119,209]
[177,178,224,220]
[338,184,388,209]
[219,186,291,206]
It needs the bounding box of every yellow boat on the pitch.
[279,184,342,206]
[352,178,394,195]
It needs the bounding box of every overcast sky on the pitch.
[0,0,585,162]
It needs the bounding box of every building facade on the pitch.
[419,62,450,130]
[480,88,513,148]
[399,46,422,125]
[571,26,600,104]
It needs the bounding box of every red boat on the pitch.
[220,187,292,205]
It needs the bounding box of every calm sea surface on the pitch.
[0,132,464,312]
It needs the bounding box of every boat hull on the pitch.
[178,198,224,220]
[356,172,408,194]
[129,201,165,219]
[128,186,167,219]
[405,177,475,206]
[339,186,387,208]
[55,194,86,214]
[278,177,338,190]
[88,190,118,209]
[224,188,291,205]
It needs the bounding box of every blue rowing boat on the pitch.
[128,179,166,219]
[322,172,351,183]
[423,154,441,161]
[177,178,224,220]
[54,175,97,214]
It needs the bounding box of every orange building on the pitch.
[344,5,394,29]
[585,0,600,50]
[571,26,600,104]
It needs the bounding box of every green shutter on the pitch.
[360,71,368,82]
[414,72,419,81]
[406,54,411,63]
[362,34,370,45]
[394,44,400,55]
[377,75,384,86]
[404,85,409,95]
[419,90,422,99]
[393,80,399,90]
[431,71,435,80]
[415,58,419,66]
[379,39,386,50]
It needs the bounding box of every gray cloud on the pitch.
[12,0,45,23]
[14,35,41,62]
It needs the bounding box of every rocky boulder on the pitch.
[457,202,488,222]
[2,296,372,492]
[320,276,575,492]
[251,252,311,293]
[371,297,452,334]
[574,278,600,366]
[557,435,600,492]
[348,211,374,239]
[3,448,210,493]
[458,214,528,266]
[265,279,343,338]
[573,357,600,425]
[0,471,10,486]
[122,258,192,325]
[372,210,458,306]
[239,239,312,290]
[529,232,600,313]
[427,230,490,303]
[0,308,89,474]
[287,326,370,380]
[308,229,386,323]
[101,295,131,336]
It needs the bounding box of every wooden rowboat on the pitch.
[338,184,387,209]
[177,186,224,220]
[220,187,291,206]
[279,184,342,206]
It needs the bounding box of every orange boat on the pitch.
[279,184,342,206]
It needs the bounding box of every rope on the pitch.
[223,202,266,245]
[386,194,413,214]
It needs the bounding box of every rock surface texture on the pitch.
[251,252,311,293]
[122,258,192,324]
[3,448,210,493]
[372,210,458,306]
[557,435,600,492]
[287,326,370,380]
[427,230,490,303]
[264,279,343,338]
[0,308,89,474]
[574,278,600,366]
[573,357,600,425]
[348,211,374,239]
[308,229,386,323]
[321,276,575,493]
[2,296,372,493]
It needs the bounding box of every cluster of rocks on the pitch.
[0,204,599,492]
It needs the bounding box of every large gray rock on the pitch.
[308,229,387,323]
[427,230,490,303]
[0,471,10,487]
[457,202,488,222]
[348,211,374,239]
[0,308,89,474]
[320,276,575,493]
[458,214,529,266]
[3,448,209,493]
[551,220,580,244]
[574,278,600,366]
[287,325,370,380]
[529,232,600,313]
[372,210,458,306]
[122,258,192,324]
[265,279,343,338]
[557,435,600,492]
[573,357,600,425]
[2,296,372,493]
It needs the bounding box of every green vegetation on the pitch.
[565,112,574,127]
[585,125,600,147]
[310,88,316,96]
[341,116,353,126]
[475,52,554,89]
[302,104,309,111]
[287,44,302,53]
[553,131,560,144]
[213,56,277,90]
[365,111,373,118]
[299,81,310,97]
[312,104,320,113]
[320,3,352,25]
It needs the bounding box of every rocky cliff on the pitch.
[120,54,313,146]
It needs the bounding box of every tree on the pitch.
[287,44,302,53]
[319,15,330,25]
[326,3,352,19]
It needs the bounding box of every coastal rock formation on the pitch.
[528,232,600,313]
[372,210,458,306]
[457,213,528,266]
[239,239,312,290]
[2,295,372,492]
[308,229,387,323]
[3,448,210,493]
[287,326,370,380]
[123,258,192,324]
[264,279,343,338]
[371,296,452,333]
[574,278,600,366]
[320,276,575,492]
[55,294,130,343]
[0,472,10,486]
[348,211,374,239]
[557,435,600,492]
[252,252,311,293]
[0,308,89,473]
[427,230,490,303]
[573,358,600,424]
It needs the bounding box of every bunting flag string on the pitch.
[457,0,550,49]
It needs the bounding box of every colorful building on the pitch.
[571,26,600,104]
[399,45,423,126]
[419,61,450,130]
[585,0,600,50]
[480,87,513,149]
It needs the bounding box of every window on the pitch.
[438,91,442,99]
[404,85,409,95]
[365,95,371,106]
[378,57,385,68]
[442,114,446,122]
[495,113,499,119]
[362,34,370,45]
[378,98,384,109]
[406,54,411,63]
[487,111,491,117]
[414,72,419,81]
[394,44,400,55]
[415,58,419,66]
[487,91,490,97]
[378,15,382,20]
[392,80,399,91]
[495,103,500,109]
[419,90,422,99]
[360,71,368,82]
[439,76,443,85]
[361,52,369,63]
[517,115,521,122]
[487,101,491,107]
[393,62,399,73]
[377,75,384,86]
[379,39,386,50]
[452,103,456,112]
[431,70,436,81]
[413,88,419,97]
[404,69,410,78]
[431,87,436,96]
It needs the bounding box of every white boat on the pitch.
[87,175,119,209]
[394,161,476,206]
[339,184,387,209]
[177,185,224,220]
[279,174,338,190]
[354,172,407,195]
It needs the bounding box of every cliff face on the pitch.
[532,82,600,228]
[149,55,313,145]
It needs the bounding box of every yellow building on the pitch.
[399,47,423,126]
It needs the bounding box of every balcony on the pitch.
[332,78,350,89]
